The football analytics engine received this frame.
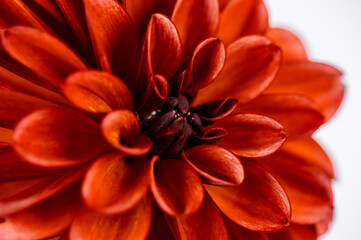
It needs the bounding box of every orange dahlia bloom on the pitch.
[0,0,344,239]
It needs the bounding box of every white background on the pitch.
[265,1,361,239]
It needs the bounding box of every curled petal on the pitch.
[206,158,291,232]
[1,26,87,90]
[194,127,228,144]
[150,158,204,216]
[101,110,152,156]
[64,70,133,114]
[195,97,238,121]
[69,194,152,240]
[172,0,220,61]
[167,193,229,240]
[266,61,344,121]
[236,94,324,139]
[265,27,308,63]
[188,38,226,90]
[195,36,282,106]
[13,108,108,167]
[213,114,286,158]
[182,145,244,186]
[267,224,317,240]
[82,154,150,214]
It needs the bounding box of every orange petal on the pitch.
[150,158,204,216]
[172,0,219,62]
[236,94,324,139]
[167,193,229,240]
[266,61,344,122]
[212,114,286,158]
[1,26,87,90]
[260,148,333,224]
[64,70,133,114]
[240,0,268,36]
[265,27,308,63]
[69,194,152,240]
[188,38,226,91]
[13,108,108,167]
[224,216,268,240]
[101,110,152,156]
[267,224,317,240]
[206,158,291,232]
[182,145,244,186]
[195,36,281,106]
[82,153,150,214]
[0,183,81,240]
[84,0,140,88]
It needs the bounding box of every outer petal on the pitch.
[1,26,87,90]
[265,27,308,63]
[150,158,204,216]
[64,70,133,114]
[167,193,229,240]
[236,94,324,139]
[101,110,152,156]
[212,114,286,158]
[267,224,317,240]
[195,36,281,106]
[172,0,219,61]
[266,62,344,121]
[84,0,140,88]
[205,158,291,232]
[182,145,244,186]
[69,194,152,240]
[13,108,108,167]
[224,216,269,240]
[82,153,150,214]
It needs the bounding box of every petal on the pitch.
[224,216,269,240]
[0,89,58,128]
[195,97,238,121]
[69,194,152,240]
[240,0,268,36]
[188,38,226,91]
[1,26,87,90]
[82,153,150,214]
[267,224,317,240]
[236,94,324,139]
[0,183,81,240]
[64,70,133,114]
[13,108,108,167]
[84,0,140,87]
[150,158,204,216]
[101,110,152,156]
[195,36,282,106]
[265,27,308,63]
[172,0,220,61]
[212,114,286,158]
[0,128,12,144]
[24,0,66,24]
[167,193,229,240]
[182,145,244,186]
[206,158,291,232]
[266,62,344,121]
[260,148,333,224]
[147,205,175,240]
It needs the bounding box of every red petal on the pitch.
[260,148,333,224]
[0,127,12,144]
[188,38,226,91]
[167,193,229,240]
[64,70,133,114]
[195,97,238,121]
[182,145,244,186]
[13,108,108,167]
[206,158,291,231]
[266,62,344,121]
[24,0,66,24]
[172,0,219,61]
[267,224,317,240]
[265,27,308,63]
[212,114,286,158]
[147,205,176,240]
[236,94,324,139]
[82,153,150,214]
[195,36,281,106]
[224,216,269,240]
[101,110,152,156]
[0,183,81,240]
[69,194,152,240]
[150,158,204,216]
[1,26,87,90]
[84,0,140,87]
[0,89,58,128]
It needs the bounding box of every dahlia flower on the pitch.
[0,0,344,239]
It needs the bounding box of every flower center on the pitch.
[138,95,202,157]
